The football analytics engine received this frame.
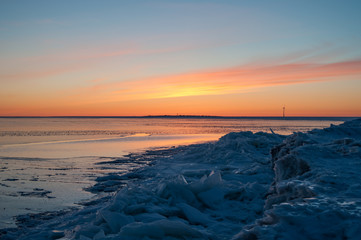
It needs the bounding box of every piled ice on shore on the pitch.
[236,119,361,240]
[2,119,361,239]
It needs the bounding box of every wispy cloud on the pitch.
[13,34,208,65]
[0,40,212,83]
[72,58,361,104]
[0,64,86,82]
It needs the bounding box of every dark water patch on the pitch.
[47,167,80,171]
[3,178,18,182]
[96,157,136,165]
[0,156,48,161]
[15,208,76,229]
[79,195,112,206]
[17,190,53,198]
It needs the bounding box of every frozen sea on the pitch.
[0,116,358,239]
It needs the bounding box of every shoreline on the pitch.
[1,119,361,239]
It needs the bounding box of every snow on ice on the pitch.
[1,119,361,239]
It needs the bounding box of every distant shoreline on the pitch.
[0,115,358,121]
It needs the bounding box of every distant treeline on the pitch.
[0,115,358,121]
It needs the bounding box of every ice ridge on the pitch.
[234,118,361,240]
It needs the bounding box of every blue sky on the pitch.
[1,1,361,116]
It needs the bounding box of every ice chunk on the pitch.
[274,155,310,181]
[177,203,211,226]
[134,212,166,223]
[155,219,204,238]
[98,209,134,233]
[74,224,103,239]
[49,230,64,239]
[79,235,92,240]
[119,219,204,239]
[197,187,224,208]
[157,177,199,206]
[93,230,105,240]
[119,222,165,238]
[190,171,222,194]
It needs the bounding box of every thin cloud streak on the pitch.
[14,41,202,65]
[78,59,361,103]
[0,63,88,82]
[0,43,205,83]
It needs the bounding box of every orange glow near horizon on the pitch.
[1,59,361,117]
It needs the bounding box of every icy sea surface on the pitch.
[0,117,357,239]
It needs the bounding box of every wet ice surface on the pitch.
[1,119,360,239]
[0,155,142,229]
[0,133,222,229]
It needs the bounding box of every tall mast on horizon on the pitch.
[283,106,285,119]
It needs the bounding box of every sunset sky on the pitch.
[1,1,361,117]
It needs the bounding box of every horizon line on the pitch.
[0,115,359,119]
